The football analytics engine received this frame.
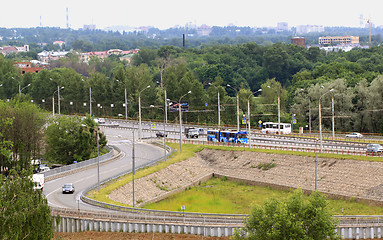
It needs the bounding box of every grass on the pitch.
[87,142,383,209]
[143,177,383,215]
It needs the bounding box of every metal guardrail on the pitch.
[44,145,116,179]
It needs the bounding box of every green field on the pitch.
[88,143,383,215]
[143,176,383,215]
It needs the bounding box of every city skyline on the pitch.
[1,0,382,30]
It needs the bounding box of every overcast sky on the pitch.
[1,0,382,30]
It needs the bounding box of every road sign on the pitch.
[258,120,262,124]
[293,119,297,124]
[242,118,246,124]
[151,123,156,129]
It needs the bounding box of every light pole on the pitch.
[300,89,312,134]
[315,138,318,191]
[267,86,281,135]
[247,89,262,148]
[319,89,334,152]
[52,86,64,115]
[208,83,221,128]
[138,85,150,139]
[151,105,167,161]
[227,84,239,131]
[19,83,31,95]
[58,85,64,115]
[179,91,191,152]
[116,79,128,120]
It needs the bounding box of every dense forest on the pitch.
[2,26,383,133]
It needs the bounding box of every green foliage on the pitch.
[233,189,339,240]
[0,169,53,240]
[45,115,106,165]
[0,99,46,174]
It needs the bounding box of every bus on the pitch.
[261,122,291,134]
[207,130,248,143]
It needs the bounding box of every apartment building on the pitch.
[319,36,359,45]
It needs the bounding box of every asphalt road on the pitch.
[44,126,164,211]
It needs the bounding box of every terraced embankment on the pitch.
[108,149,383,207]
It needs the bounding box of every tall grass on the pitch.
[87,142,383,210]
[143,177,383,215]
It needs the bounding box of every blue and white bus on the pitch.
[207,130,248,143]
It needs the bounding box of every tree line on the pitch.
[2,42,383,133]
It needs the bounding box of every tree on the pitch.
[233,189,339,240]
[44,115,106,164]
[0,169,53,239]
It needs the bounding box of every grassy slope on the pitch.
[87,143,383,214]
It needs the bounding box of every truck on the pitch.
[184,127,199,138]
[32,174,44,191]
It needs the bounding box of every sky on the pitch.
[1,0,382,30]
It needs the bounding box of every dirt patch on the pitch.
[109,149,383,206]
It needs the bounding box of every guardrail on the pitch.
[162,138,383,157]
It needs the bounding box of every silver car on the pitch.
[366,144,383,155]
[345,132,363,138]
[62,183,75,194]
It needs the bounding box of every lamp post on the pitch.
[300,88,312,134]
[267,86,281,135]
[247,89,262,148]
[19,83,31,95]
[52,86,64,115]
[179,91,191,152]
[138,85,151,139]
[208,83,221,128]
[227,84,239,131]
[116,79,128,120]
[319,89,334,153]
[151,105,167,161]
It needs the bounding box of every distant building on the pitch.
[291,37,305,47]
[14,62,42,74]
[277,22,288,31]
[0,45,29,56]
[197,24,212,36]
[296,25,324,34]
[319,36,359,45]
[53,41,65,48]
[83,24,96,30]
[38,50,69,63]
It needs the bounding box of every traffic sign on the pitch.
[293,119,297,124]
[242,118,246,124]
[258,120,262,124]
[151,123,156,129]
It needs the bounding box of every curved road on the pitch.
[44,127,164,211]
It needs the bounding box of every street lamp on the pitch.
[150,105,167,161]
[267,85,281,135]
[247,89,262,148]
[319,88,334,152]
[82,78,92,116]
[300,88,312,134]
[227,84,239,131]
[116,79,128,120]
[138,85,151,139]
[19,83,31,95]
[179,90,191,152]
[52,86,64,115]
[208,83,221,128]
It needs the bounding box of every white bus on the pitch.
[261,122,292,134]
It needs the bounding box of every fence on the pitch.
[44,145,119,180]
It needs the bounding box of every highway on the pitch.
[44,126,164,211]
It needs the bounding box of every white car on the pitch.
[345,132,363,138]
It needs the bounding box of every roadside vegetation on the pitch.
[87,143,383,215]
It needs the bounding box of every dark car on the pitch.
[62,183,75,194]
[366,144,383,155]
[156,131,167,137]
